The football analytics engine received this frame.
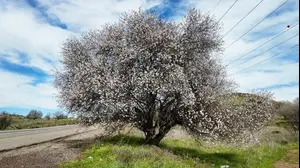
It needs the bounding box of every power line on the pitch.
[229,44,299,75]
[228,33,299,70]
[226,21,299,67]
[225,0,289,49]
[217,0,239,23]
[211,0,222,13]
[222,0,264,38]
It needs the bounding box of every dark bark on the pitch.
[138,92,181,145]
[144,126,172,145]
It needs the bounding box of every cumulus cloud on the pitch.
[188,0,299,101]
[0,1,73,73]
[38,0,161,31]
[270,85,299,101]
[0,70,57,109]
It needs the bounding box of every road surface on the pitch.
[0,125,98,151]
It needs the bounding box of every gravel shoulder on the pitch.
[0,125,102,152]
[0,128,105,168]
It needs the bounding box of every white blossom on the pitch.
[54,9,275,145]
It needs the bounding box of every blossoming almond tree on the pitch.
[54,9,274,145]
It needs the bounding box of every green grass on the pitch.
[1,114,78,130]
[60,134,299,168]
[10,118,78,129]
[268,116,292,128]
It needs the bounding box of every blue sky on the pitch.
[0,0,299,116]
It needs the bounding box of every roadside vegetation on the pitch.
[59,95,299,168]
[275,98,299,132]
[60,128,298,168]
[0,110,77,130]
[0,112,12,130]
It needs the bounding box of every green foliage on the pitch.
[258,125,298,145]
[60,135,299,168]
[0,112,12,130]
[54,111,68,120]
[26,109,43,119]
[44,113,51,120]
[275,98,299,131]
[60,136,204,168]
[0,114,77,130]
[0,111,9,116]
[9,118,77,130]
[0,111,76,130]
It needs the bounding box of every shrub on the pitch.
[0,113,12,130]
[54,111,68,120]
[44,113,51,120]
[26,110,43,119]
[0,111,9,116]
[277,97,299,131]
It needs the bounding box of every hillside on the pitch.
[0,113,77,130]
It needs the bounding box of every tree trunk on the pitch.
[144,127,172,145]
[139,92,180,145]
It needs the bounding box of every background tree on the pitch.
[0,111,12,130]
[0,111,9,116]
[44,113,51,120]
[55,9,275,145]
[26,110,43,120]
[53,111,68,120]
[277,97,299,131]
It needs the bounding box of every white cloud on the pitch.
[270,85,299,101]
[232,62,299,89]
[0,2,73,73]
[190,0,299,101]
[39,0,161,31]
[0,0,161,73]
[0,70,57,109]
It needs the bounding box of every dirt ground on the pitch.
[274,149,299,168]
[274,162,299,168]
[0,129,104,168]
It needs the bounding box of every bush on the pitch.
[27,110,43,119]
[0,113,12,130]
[54,111,68,120]
[44,113,51,120]
[276,98,299,131]
[0,111,9,116]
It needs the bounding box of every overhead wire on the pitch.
[225,0,289,49]
[226,20,299,67]
[217,0,239,23]
[211,0,222,13]
[229,44,299,75]
[228,33,299,70]
[222,0,265,38]
[208,0,295,77]
[210,0,297,78]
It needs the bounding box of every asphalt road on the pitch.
[0,125,97,151]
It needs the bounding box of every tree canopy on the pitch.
[55,9,274,145]
[27,110,43,120]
